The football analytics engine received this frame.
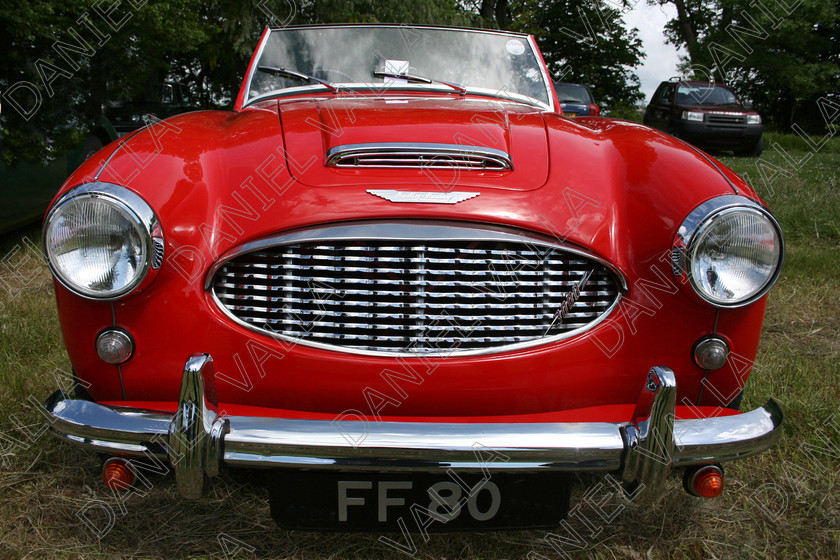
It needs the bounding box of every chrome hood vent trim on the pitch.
[208,222,624,357]
[325,143,512,170]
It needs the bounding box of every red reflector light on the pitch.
[102,457,136,491]
[589,103,600,116]
[688,465,724,498]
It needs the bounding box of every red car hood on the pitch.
[82,100,753,279]
[277,96,549,190]
[58,100,764,413]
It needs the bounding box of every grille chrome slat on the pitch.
[216,299,617,311]
[226,254,587,266]
[247,246,578,256]
[326,143,513,170]
[230,311,603,324]
[216,292,617,306]
[211,226,622,356]
[218,271,608,284]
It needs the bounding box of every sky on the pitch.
[621,1,686,104]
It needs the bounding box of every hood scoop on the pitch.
[277,97,549,191]
[325,142,512,170]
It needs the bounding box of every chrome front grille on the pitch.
[325,143,512,170]
[210,223,622,356]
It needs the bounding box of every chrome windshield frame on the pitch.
[240,24,556,112]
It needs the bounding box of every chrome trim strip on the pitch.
[240,28,272,108]
[706,111,750,116]
[204,220,627,358]
[93,128,145,181]
[246,84,552,111]
[270,23,533,36]
[42,359,784,494]
[367,190,481,204]
[677,139,740,194]
[326,143,512,170]
[527,34,556,111]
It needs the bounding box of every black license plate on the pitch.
[268,471,570,531]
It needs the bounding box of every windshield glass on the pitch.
[246,26,551,108]
[556,84,591,104]
[676,85,738,105]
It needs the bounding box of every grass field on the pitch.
[0,133,838,559]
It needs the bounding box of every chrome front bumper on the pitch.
[43,353,783,499]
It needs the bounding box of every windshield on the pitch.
[555,84,591,104]
[676,85,738,105]
[245,26,552,108]
[147,84,173,103]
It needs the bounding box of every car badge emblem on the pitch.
[367,189,480,204]
[544,268,595,335]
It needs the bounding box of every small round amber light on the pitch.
[690,465,724,498]
[102,457,136,491]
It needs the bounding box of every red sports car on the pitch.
[42,24,784,531]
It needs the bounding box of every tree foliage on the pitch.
[300,0,471,25]
[505,0,645,110]
[652,0,840,131]
[1,0,646,135]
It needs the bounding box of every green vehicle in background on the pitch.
[0,102,118,235]
[1,80,198,235]
[104,82,198,137]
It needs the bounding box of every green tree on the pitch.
[299,0,471,24]
[505,0,646,110]
[2,0,649,133]
[652,0,840,131]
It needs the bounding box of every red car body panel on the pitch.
[38,28,788,524]
[51,90,769,420]
[278,97,549,190]
[97,401,740,423]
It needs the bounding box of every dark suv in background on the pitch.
[643,81,763,156]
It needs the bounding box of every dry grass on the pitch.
[0,139,838,559]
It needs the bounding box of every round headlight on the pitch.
[44,184,157,299]
[686,205,783,307]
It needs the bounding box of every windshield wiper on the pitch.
[373,70,466,95]
[257,66,338,92]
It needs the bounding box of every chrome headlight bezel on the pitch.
[675,195,784,308]
[43,182,162,300]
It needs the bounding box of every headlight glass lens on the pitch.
[688,207,782,306]
[683,111,704,122]
[46,194,150,298]
[746,114,761,124]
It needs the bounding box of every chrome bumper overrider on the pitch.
[43,354,783,499]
